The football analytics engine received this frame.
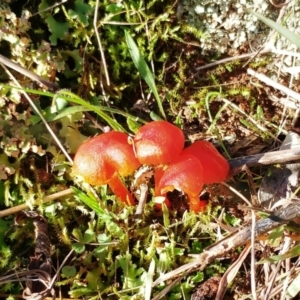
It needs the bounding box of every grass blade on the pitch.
[0,84,146,130]
[54,90,126,131]
[250,10,300,48]
[72,187,112,220]
[124,30,166,119]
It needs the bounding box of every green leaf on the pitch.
[258,244,300,264]
[45,16,71,45]
[0,246,12,268]
[191,240,204,254]
[106,3,123,18]
[106,220,125,239]
[268,225,284,241]
[250,10,300,48]
[54,90,126,131]
[97,233,111,244]
[61,50,83,78]
[72,187,113,221]
[69,287,94,298]
[124,31,166,119]
[86,269,105,290]
[72,242,85,253]
[68,0,92,26]
[38,0,51,18]
[157,251,170,274]
[94,234,111,260]
[191,271,204,283]
[52,106,90,121]
[256,105,264,120]
[150,111,163,121]
[117,254,145,289]
[62,266,77,278]
[162,203,170,227]
[72,228,84,242]
[83,229,96,243]
[127,117,141,133]
[54,96,68,111]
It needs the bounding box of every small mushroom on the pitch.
[157,154,206,212]
[133,120,185,165]
[181,140,229,184]
[133,121,185,200]
[73,131,141,205]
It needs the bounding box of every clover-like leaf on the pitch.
[62,266,77,278]
[72,242,85,254]
[83,229,95,243]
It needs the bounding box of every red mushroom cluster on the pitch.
[72,121,229,212]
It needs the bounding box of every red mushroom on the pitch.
[157,154,206,212]
[181,140,229,184]
[133,121,185,203]
[72,131,141,205]
[133,121,185,165]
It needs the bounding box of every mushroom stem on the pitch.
[154,167,171,207]
[108,175,135,205]
[154,167,165,195]
[188,195,207,212]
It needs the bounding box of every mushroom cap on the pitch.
[73,131,141,185]
[181,140,229,184]
[157,154,204,199]
[134,121,185,165]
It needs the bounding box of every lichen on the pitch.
[179,0,299,55]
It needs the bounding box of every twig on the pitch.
[0,54,59,91]
[0,270,50,285]
[93,0,110,86]
[221,182,252,206]
[220,98,280,142]
[135,183,148,217]
[49,249,74,289]
[196,49,300,71]
[31,0,68,16]
[251,208,257,300]
[247,68,300,103]
[268,94,300,110]
[195,49,271,71]
[152,203,300,287]
[222,174,257,299]
[228,148,300,174]
[215,243,251,300]
[151,276,183,300]
[0,188,74,218]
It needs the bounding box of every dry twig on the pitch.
[152,203,300,288]
[248,68,300,104]
[0,188,74,218]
